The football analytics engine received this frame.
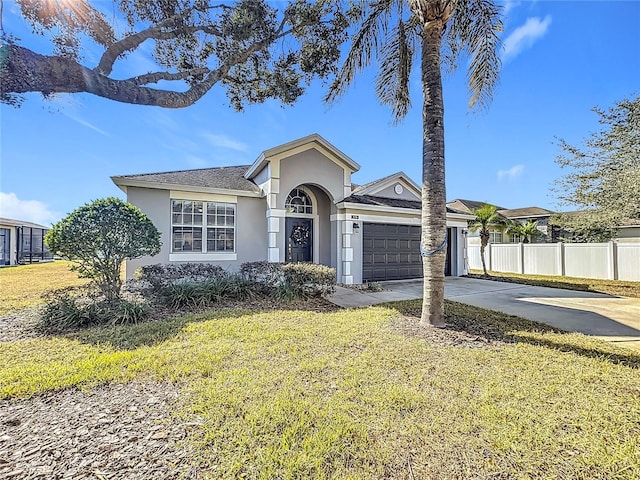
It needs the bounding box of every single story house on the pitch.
[112,134,473,284]
[448,199,557,244]
[0,217,53,266]
[450,199,640,245]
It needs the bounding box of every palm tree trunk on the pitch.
[480,229,490,276]
[420,19,446,327]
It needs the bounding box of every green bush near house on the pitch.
[45,198,160,302]
[136,263,225,293]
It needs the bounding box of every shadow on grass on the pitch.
[64,299,339,351]
[386,299,640,369]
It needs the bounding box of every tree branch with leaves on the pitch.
[551,95,640,242]
[1,0,348,108]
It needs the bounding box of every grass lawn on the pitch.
[2,300,639,479]
[469,269,640,298]
[0,261,89,315]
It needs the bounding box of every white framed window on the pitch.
[285,188,313,214]
[489,230,503,243]
[171,199,235,253]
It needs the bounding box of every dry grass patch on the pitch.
[0,261,89,315]
[1,303,639,479]
[469,269,640,298]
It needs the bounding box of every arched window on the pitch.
[286,188,313,214]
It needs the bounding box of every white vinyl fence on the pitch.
[467,242,640,282]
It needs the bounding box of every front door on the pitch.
[286,218,312,262]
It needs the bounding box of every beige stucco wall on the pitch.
[125,187,267,279]
[372,183,420,201]
[278,149,346,205]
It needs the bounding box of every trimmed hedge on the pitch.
[136,263,225,292]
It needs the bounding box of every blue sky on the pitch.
[1,0,639,226]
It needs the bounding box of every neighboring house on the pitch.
[0,218,53,266]
[447,199,556,244]
[112,134,473,284]
[498,206,556,242]
[448,199,640,244]
[615,220,640,242]
[556,211,640,243]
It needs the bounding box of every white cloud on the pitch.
[63,112,110,136]
[502,15,552,62]
[497,164,524,181]
[503,0,521,16]
[0,192,60,226]
[202,133,249,152]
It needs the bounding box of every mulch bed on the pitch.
[389,314,508,348]
[0,382,200,479]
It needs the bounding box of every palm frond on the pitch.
[324,0,395,104]
[446,0,503,110]
[375,14,417,123]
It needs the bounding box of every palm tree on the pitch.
[327,1,502,326]
[507,220,541,244]
[469,204,507,276]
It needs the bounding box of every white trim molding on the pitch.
[169,253,237,262]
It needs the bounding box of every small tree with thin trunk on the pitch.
[45,198,161,302]
[468,204,506,276]
[507,220,541,244]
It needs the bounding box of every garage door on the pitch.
[362,223,423,281]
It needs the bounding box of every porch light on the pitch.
[352,222,360,232]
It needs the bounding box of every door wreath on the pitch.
[291,224,310,245]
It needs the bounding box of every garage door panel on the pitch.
[363,222,423,282]
[373,238,386,249]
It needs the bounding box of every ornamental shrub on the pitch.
[45,198,160,302]
[164,273,256,309]
[239,261,285,294]
[39,287,150,332]
[281,263,336,298]
[136,263,225,293]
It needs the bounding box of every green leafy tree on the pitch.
[327,0,502,325]
[507,220,541,244]
[549,213,617,243]
[552,95,640,241]
[45,198,161,301]
[1,0,347,108]
[468,204,507,276]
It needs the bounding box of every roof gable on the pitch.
[244,134,360,180]
[352,171,420,200]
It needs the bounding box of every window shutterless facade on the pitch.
[489,230,503,243]
[171,200,235,253]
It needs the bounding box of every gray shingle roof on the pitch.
[499,207,554,218]
[113,165,260,193]
[446,199,506,214]
[343,194,461,214]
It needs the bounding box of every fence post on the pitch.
[608,241,617,280]
[488,243,492,272]
[518,242,525,274]
[556,242,565,277]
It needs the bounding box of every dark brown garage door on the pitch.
[362,223,423,281]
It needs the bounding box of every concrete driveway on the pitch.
[328,277,640,350]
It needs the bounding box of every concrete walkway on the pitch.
[328,277,640,350]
